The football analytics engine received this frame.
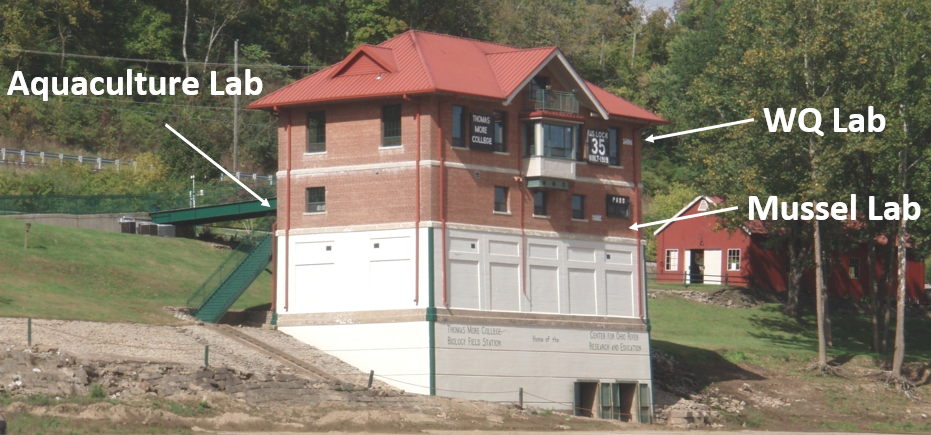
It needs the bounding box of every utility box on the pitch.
[137,222,158,236]
[119,216,136,234]
[157,224,176,238]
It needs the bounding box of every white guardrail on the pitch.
[1,147,129,170]
[0,147,276,182]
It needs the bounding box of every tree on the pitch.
[676,0,866,370]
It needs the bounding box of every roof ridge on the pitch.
[486,46,559,55]
[397,29,523,51]
[408,31,437,90]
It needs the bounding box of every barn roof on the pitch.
[246,30,668,124]
[652,195,767,236]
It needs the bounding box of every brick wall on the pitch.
[276,91,646,240]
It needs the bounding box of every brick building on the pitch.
[247,30,668,419]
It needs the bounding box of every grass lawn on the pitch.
[0,217,271,324]
[649,295,931,363]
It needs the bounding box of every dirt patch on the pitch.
[650,287,780,309]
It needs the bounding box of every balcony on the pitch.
[525,89,580,115]
[523,156,576,184]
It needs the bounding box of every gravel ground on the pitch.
[231,325,392,389]
[0,316,375,386]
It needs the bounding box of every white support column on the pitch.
[78,155,83,165]
[116,159,120,171]
[1,148,5,161]
[40,152,45,165]
[21,149,26,162]
[97,157,102,170]
[59,153,64,164]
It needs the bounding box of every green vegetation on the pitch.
[0,217,270,324]
[649,295,931,362]
[0,412,189,435]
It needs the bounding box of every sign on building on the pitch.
[470,113,494,151]
[606,195,631,218]
[586,129,610,165]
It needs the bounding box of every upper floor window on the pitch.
[606,195,630,218]
[542,123,575,158]
[608,127,620,166]
[524,122,535,156]
[493,111,507,153]
[572,194,585,220]
[307,111,326,153]
[533,191,547,216]
[523,121,578,159]
[529,76,549,96]
[306,187,326,213]
[382,104,402,147]
[452,105,466,148]
[494,186,508,213]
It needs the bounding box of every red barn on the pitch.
[653,196,926,302]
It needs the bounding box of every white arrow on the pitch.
[630,206,739,231]
[164,124,271,208]
[646,118,754,143]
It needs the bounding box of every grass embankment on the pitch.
[650,294,931,362]
[649,293,931,432]
[0,217,270,324]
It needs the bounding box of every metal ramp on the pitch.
[188,217,274,323]
[150,198,276,226]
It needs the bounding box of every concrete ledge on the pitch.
[278,308,648,330]
[438,308,648,330]
[277,309,427,327]
[2,212,150,233]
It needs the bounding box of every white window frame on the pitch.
[698,200,709,212]
[665,249,678,271]
[727,249,740,271]
[849,258,860,279]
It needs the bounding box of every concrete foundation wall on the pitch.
[2,212,150,233]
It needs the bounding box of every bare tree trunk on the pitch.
[814,219,828,367]
[786,238,801,317]
[182,0,190,77]
[882,242,894,353]
[892,112,909,379]
[869,240,881,353]
[892,217,907,378]
[824,286,832,347]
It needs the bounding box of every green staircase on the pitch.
[188,217,274,323]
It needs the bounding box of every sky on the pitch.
[643,0,677,10]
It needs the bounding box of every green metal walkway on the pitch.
[150,198,276,225]
[188,217,274,323]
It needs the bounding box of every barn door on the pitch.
[704,250,722,284]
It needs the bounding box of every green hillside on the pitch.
[0,218,271,324]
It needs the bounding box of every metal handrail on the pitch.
[528,89,580,114]
[187,216,275,309]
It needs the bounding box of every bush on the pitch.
[88,383,106,399]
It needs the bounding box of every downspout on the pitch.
[283,107,292,312]
[271,221,277,323]
[404,94,422,305]
[635,123,651,320]
[438,101,448,307]
[517,134,526,297]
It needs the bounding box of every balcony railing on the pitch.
[527,89,580,115]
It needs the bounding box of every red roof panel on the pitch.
[247,30,667,124]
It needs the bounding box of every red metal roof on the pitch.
[248,30,667,124]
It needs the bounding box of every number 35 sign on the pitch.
[586,129,610,165]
